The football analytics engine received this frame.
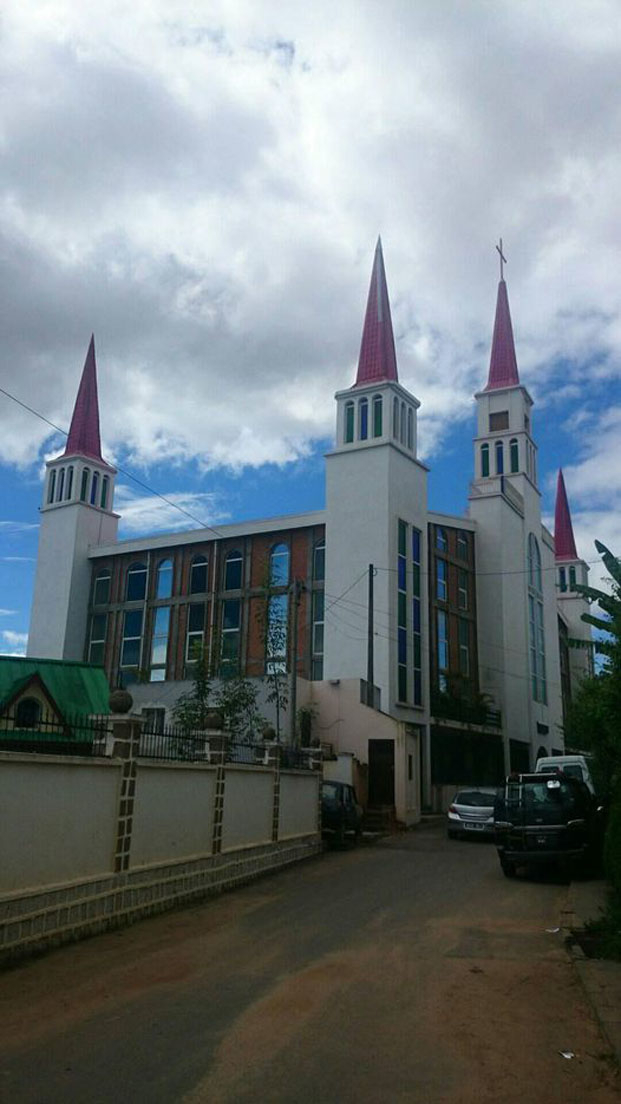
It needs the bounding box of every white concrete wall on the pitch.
[308,678,421,825]
[278,773,320,839]
[324,435,428,724]
[0,754,121,893]
[221,767,274,850]
[131,763,216,866]
[28,497,118,660]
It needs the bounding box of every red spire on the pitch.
[554,469,579,561]
[63,335,104,463]
[354,237,399,387]
[484,280,520,390]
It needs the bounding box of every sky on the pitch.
[2,0,621,656]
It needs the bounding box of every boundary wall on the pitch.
[0,715,320,963]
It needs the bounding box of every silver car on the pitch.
[447,788,497,839]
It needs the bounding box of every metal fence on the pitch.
[0,710,112,757]
[139,722,320,770]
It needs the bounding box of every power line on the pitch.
[0,383,225,539]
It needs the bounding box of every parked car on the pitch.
[321,781,364,846]
[494,771,604,878]
[447,788,497,839]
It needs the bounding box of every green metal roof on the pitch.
[0,657,110,716]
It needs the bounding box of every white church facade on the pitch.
[27,241,593,818]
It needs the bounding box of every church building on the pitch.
[27,240,593,819]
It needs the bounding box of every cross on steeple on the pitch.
[496,238,507,281]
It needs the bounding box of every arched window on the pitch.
[15,697,42,729]
[190,555,208,594]
[559,566,567,593]
[66,466,74,500]
[156,559,173,599]
[569,565,576,591]
[481,444,489,478]
[57,468,65,502]
[400,402,406,445]
[270,543,289,586]
[93,569,111,606]
[359,398,368,441]
[373,395,382,437]
[90,471,99,506]
[393,397,399,438]
[224,549,243,591]
[313,539,325,582]
[344,401,354,444]
[407,408,414,450]
[528,534,542,592]
[510,438,519,473]
[126,562,147,602]
[47,469,56,504]
[80,468,90,502]
[495,440,504,475]
[100,475,109,510]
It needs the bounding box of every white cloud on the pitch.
[0,630,28,656]
[0,521,39,533]
[0,556,36,563]
[115,485,229,536]
[0,609,17,616]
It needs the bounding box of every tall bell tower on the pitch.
[28,337,119,660]
[554,468,593,692]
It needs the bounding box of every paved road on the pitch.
[1,825,619,1104]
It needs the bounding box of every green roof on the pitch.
[0,657,110,716]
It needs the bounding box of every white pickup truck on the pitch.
[534,754,595,796]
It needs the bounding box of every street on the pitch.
[1,824,619,1104]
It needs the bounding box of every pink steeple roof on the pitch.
[554,469,579,561]
[484,279,520,391]
[354,237,399,387]
[63,335,104,463]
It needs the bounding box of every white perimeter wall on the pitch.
[132,763,217,866]
[279,773,319,839]
[0,755,121,893]
[221,767,274,851]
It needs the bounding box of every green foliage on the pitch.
[214,675,265,743]
[172,645,212,732]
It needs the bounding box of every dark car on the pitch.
[494,771,602,878]
[321,781,364,846]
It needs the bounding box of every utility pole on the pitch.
[289,578,305,745]
[367,563,374,707]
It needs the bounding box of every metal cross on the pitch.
[496,238,507,280]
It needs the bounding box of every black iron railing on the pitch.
[0,711,111,756]
[139,723,320,770]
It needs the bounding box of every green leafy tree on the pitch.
[172,644,212,732]
[215,675,265,744]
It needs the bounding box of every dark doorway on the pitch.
[368,739,395,805]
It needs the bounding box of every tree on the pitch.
[172,644,212,732]
[566,540,621,797]
[214,675,265,744]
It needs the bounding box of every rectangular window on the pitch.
[313,540,325,582]
[312,590,324,680]
[221,598,241,675]
[457,531,468,561]
[88,613,107,665]
[121,609,143,672]
[412,527,422,705]
[489,411,509,431]
[142,707,165,733]
[458,569,468,610]
[150,606,170,681]
[458,618,470,677]
[93,572,111,606]
[436,559,447,601]
[266,593,288,674]
[437,609,449,686]
[559,567,567,593]
[436,527,448,552]
[186,602,205,662]
[397,519,408,701]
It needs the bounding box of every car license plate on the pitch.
[465,823,484,831]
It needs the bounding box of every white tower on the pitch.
[28,337,119,660]
[324,239,429,719]
[468,255,563,769]
[554,468,593,693]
